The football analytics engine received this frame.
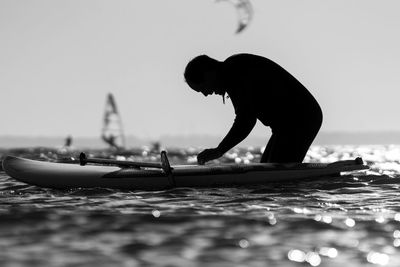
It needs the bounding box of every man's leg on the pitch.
[261,126,319,163]
[260,133,276,163]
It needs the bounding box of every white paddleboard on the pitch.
[2,156,368,190]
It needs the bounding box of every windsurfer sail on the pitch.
[101,93,125,149]
[217,0,253,34]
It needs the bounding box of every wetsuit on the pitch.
[216,54,323,163]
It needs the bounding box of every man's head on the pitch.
[184,55,224,96]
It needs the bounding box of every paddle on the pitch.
[79,152,163,169]
[160,150,175,186]
[79,151,174,182]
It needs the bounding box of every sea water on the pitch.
[1,145,400,267]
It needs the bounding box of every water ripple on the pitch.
[1,145,400,266]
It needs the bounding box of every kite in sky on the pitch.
[217,0,253,34]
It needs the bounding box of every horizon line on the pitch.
[1,130,400,139]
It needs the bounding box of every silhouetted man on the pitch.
[184,53,323,164]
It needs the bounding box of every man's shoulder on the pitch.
[224,53,271,65]
[225,53,254,61]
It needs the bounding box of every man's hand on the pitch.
[197,148,223,165]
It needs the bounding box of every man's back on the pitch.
[221,54,320,127]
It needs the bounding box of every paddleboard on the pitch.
[2,155,369,190]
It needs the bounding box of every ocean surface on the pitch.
[1,145,400,267]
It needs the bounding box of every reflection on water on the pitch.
[1,145,400,266]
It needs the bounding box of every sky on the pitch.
[1,0,400,141]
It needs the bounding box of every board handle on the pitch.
[327,157,364,167]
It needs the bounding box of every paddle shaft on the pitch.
[79,153,162,169]
[80,151,176,187]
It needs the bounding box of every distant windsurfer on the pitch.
[184,53,323,164]
[101,93,126,150]
[102,134,119,150]
[64,135,73,148]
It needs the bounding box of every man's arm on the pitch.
[217,114,257,154]
[197,114,257,164]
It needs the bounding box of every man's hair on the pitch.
[184,55,218,86]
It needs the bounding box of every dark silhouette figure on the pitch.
[151,141,161,153]
[64,135,73,147]
[184,53,323,164]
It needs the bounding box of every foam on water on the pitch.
[1,145,400,266]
